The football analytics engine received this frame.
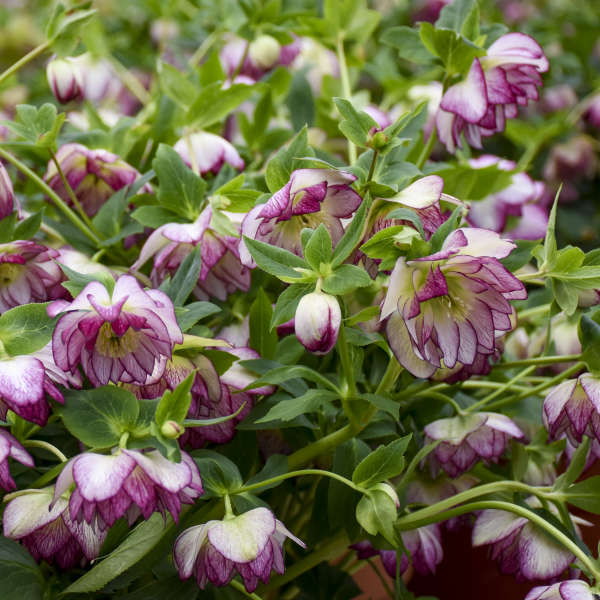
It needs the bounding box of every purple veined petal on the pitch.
[130,227,173,272]
[484,66,515,105]
[425,413,488,444]
[440,59,488,123]
[53,457,75,505]
[51,280,110,316]
[63,508,106,560]
[543,380,578,436]
[507,204,548,241]
[4,488,67,538]
[468,196,506,232]
[0,355,46,413]
[174,523,211,578]
[442,227,516,259]
[72,452,136,501]
[435,109,460,153]
[518,522,574,580]
[483,412,524,438]
[0,429,33,468]
[472,509,528,546]
[122,449,192,492]
[208,507,276,564]
[389,175,444,209]
[415,266,449,302]
[291,181,328,215]
[380,258,410,321]
[239,204,266,267]
[578,374,600,413]
[321,183,362,218]
[485,33,549,72]
[288,169,357,197]
[258,183,294,221]
[274,519,306,549]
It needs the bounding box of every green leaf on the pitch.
[13,211,42,241]
[59,263,115,298]
[381,26,435,64]
[360,225,420,264]
[0,213,17,243]
[245,364,339,393]
[265,127,313,193]
[565,475,600,514]
[157,60,198,109]
[304,224,333,270]
[153,144,206,220]
[333,98,378,148]
[243,236,311,281]
[356,489,398,545]
[192,449,243,496]
[579,316,600,375]
[63,513,169,594]
[162,245,202,306]
[436,0,480,40]
[428,205,463,253]
[554,438,590,491]
[286,72,315,131]
[175,301,221,332]
[249,288,278,360]
[432,162,514,201]
[92,187,129,238]
[255,389,338,423]
[47,6,97,42]
[0,302,58,356]
[155,373,194,428]
[58,386,140,448]
[244,454,288,491]
[7,104,65,149]
[271,283,313,328]
[0,537,45,600]
[322,264,372,295]
[501,239,538,271]
[352,435,412,487]
[131,205,183,228]
[187,81,259,129]
[543,187,560,267]
[331,196,370,268]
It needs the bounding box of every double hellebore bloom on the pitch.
[473,499,589,581]
[425,412,524,477]
[48,274,183,387]
[4,487,106,569]
[53,448,203,529]
[381,228,526,378]
[132,207,250,301]
[173,132,245,175]
[0,241,65,314]
[239,169,362,266]
[0,161,14,220]
[543,374,600,446]
[174,507,305,592]
[46,57,83,104]
[436,33,549,152]
[44,143,151,217]
[294,291,341,355]
[525,581,597,600]
[0,429,33,491]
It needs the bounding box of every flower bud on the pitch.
[294,291,341,355]
[249,35,281,69]
[46,57,83,104]
[0,161,14,221]
[161,420,183,438]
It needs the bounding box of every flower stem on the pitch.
[375,356,403,395]
[517,303,551,320]
[415,390,465,415]
[108,56,152,105]
[236,468,364,495]
[230,579,264,599]
[336,34,357,164]
[0,147,101,246]
[415,127,437,170]
[188,30,221,67]
[366,150,379,184]
[286,424,356,469]
[492,354,581,369]
[0,40,50,86]
[22,440,67,463]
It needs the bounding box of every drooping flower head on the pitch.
[381,228,526,378]
[53,448,203,530]
[48,274,183,387]
[437,34,549,152]
[525,580,597,600]
[0,429,33,491]
[543,374,600,446]
[44,143,151,217]
[0,161,15,221]
[239,169,362,267]
[4,487,106,569]
[173,132,245,176]
[425,412,524,477]
[473,498,590,582]
[46,57,84,104]
[174,507,305,592]
[294,291,341,355]
[0,241,65,314]
[131,207,250,301]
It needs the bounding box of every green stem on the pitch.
[492,355,581,369]
[517,304,551,320]
[287,424,356,469]
[415,127,437,170]
[189,30,221,67]
[108,56,152,105]
[375,356,402,395]
[399,500,600,581]
[415,390,465,415]
[517,270,545,282]
[22,440,67,463]
[366,150,379,184]
[0,40,50,86]
[395,480,553,529]
[337,324,357,398]
[0,147,101,246]
[236,468,364,495]
[230,579,264,599]
[335,34,357,164]
[466,365,537,413]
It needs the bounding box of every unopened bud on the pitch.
[46,57,83,104]
[249,35,281,69]
[294,291,341,355]
[369,130,389,150]
[0,161,14,221]
[371,482,400,508]
[161,420,183,439]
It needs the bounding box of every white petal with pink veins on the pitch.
[440,59,488,123]
[72,452,136,501]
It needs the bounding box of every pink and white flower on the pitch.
[239,169,362,267]
[525,580,596,600]
[0,429,33,491]
[294,291,341,355]
[173,132,245,175]
[0,161,14,220]
[44,143,151,217]
[46,57,84,104]
[4,487,106,569]
[425,412,524,477]
[174,507,305,592]
[381,228,526,378]
[0,241,65,314]
[48,274,183,387]
[53,448,203,529]
[131,207,250,301]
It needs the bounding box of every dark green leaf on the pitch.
[322,264,372,295]
[243,236,311,281]
[304,224,333,270]
[162,245,202,306]
[271,283,313,328]
[565,475,600,514]
[13,212,42,240]
[249,288,278,360]
[0,302,58,356]
[381,26,434,64]
[332,196,370,267]
[352,435,412,487]
[0,537,44,600]
[255,389,338,423]
[192,449,243,495]
[428,205,463,253]
[175,301,221,331]
[265,127,313,193]
[131,205,183,228]
[155,373,194,427]
[579,316,600,376]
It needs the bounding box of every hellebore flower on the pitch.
[48,274,183,387]
[44,143,151,217]
[173,132,245,175]
[174,507,305,592]
[543,374,600,446]
[584,94,600,129]
[0,241,65,314]
[4,487,106,569]
[0,161,14,220]
[0,429,33,491]
[293,38,339,93]
[53,448,203,529]
[525,581,597,600]
[131,207,250,301]
[381,228,526,378]
[467,155,547,240]
[425,412,523,477]
[294,291,341,355]
[473,499,590,581]
[437,34,548,152]
[46,57,83,104]
[239,169,362,267]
